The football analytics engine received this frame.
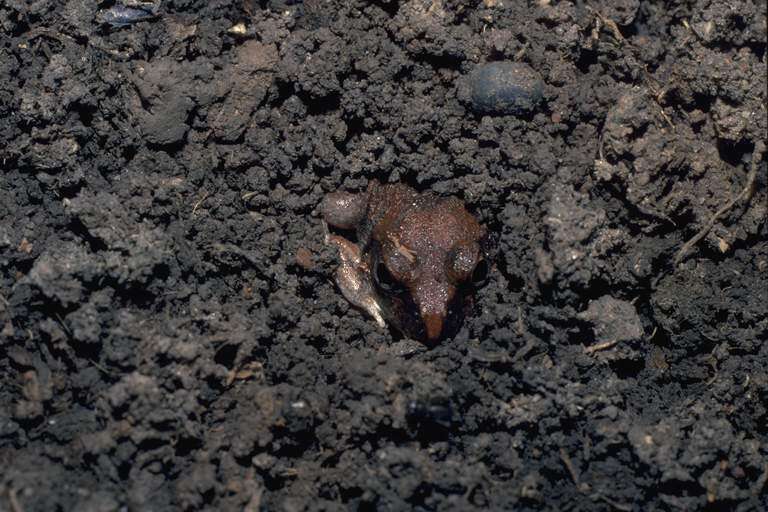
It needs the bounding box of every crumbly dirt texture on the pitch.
[1,0,766,510]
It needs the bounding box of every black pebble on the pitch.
[469,62,543,115]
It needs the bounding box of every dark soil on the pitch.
[1,0,766,510]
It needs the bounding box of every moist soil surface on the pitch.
[1,0,767,511]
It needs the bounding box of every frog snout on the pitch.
[422,312,446,341]
[415,282,455,341]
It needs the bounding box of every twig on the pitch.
[513,335,539,362]
[8,487,23,512]
[586,6,624,43]
[674,142,765,266]
[468,347,510,364]
[584,339,619,354]
[54,312,72,337]
[516,305,525,335]
[594,493,633,512]
[559,447,581,487]
[89,358,114,377]
[191,192,210,215]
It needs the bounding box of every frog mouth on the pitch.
[376,289,466,343]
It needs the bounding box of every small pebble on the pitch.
[294,247,315,271]
[96,4,159,27]
[469,61,543,115]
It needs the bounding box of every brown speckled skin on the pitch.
[321,181,489,342]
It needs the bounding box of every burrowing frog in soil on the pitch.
[320,181,493,342]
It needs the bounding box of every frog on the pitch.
[320,180,493,342]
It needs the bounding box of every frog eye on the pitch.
[374,260,406,294]
[447,243,480,283]
[471,258,490,286]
